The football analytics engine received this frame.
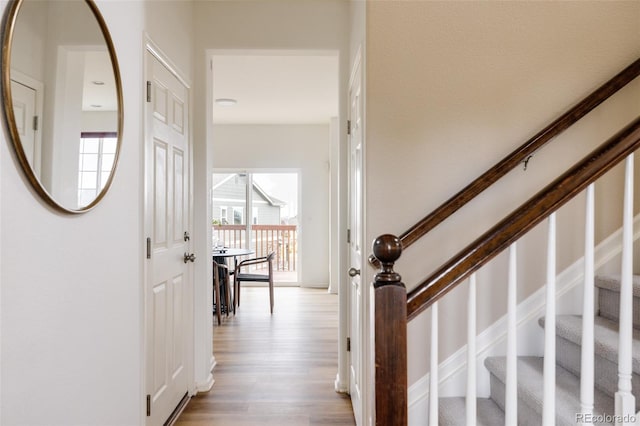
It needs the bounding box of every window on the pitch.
[220,206,228,224]
[233,207,244,225]
[212,171,299,282]
[78,132,117,207]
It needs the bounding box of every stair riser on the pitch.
[488,372,574,426]
[555,336,640,412]
[598,287,640,330]
[438,398,506,426]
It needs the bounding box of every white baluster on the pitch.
[466,274,477,426]
[543,213,557,425]
[505,243,518,425]
[430,302,439,425]
[581,183,595,424]
[616,154,636,426]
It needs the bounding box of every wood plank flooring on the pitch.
[175,287,356,426]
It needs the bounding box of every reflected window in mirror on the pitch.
[78,132,116,207]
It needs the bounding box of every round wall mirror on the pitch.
[1,0,123,213]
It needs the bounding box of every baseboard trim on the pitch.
[407,214,640,425]
[195,374,214,393]
[335,373,349,394]
[194,356,216,393]
[242,282,300,287]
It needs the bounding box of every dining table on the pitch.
[213,247,255,269]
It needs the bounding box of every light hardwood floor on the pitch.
[175,287,356,426]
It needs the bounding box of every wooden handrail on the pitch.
[406,115,640,320]
[370,57,640,267]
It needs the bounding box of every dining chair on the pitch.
[213,259,232,325]
[234,252,275,314]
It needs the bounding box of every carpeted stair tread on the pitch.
[538,315,640,375]
[595,275,640,297]
[439,397,505,426]
[484,356,615,426]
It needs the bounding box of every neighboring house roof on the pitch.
[212,173,235,188]
[252,181,286,207]
[213,173,286,207]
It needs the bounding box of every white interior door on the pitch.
[348,53,364,426]
[10,76,42,174]
[145,51,191,425]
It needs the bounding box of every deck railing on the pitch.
[213,224,297,272]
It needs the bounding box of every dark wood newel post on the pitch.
[372,234,408,426]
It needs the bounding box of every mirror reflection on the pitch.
[3,0,122,212]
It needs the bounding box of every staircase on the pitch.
[439,275,640,425]
[371,58,640,426]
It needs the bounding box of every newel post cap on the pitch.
[372,234,402,263]
[372,234,403,287]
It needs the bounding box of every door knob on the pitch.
[183,252,196,263]
[348,267,360,277]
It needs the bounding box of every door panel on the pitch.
[152,282,168,397]
[348,54,363,425]
[171,275,185,377]
[171,96,185,133]
[173,149,185,242]
[146,51,190,425]
[153,83,168,123]
[154,141,168,246]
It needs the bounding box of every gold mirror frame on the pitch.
[1,0,123,214]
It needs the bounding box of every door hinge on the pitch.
[146,81,151,103]
[347,337,351,352]
[33,115,38,131]
[146,394,151,416]
[146,237,151,259]
[347,229,351,244]
[347,120,351,135]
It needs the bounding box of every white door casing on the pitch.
[10,72,43,175]
[348,51,364,426]
[144,50,192,425]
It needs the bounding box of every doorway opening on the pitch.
[206,47,347,417]
[209,49,339,290]
[212,171,299,283]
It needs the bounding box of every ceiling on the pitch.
[211,53,339,124]
[82,51,118,112]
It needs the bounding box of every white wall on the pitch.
[329,117,340,293]
[1,0,198,424]
[194,0,348,52]
[213,124,330,287]
[82,111,118,132]
[144,1,194,77]
[9,0,46,81]
[0,1,146,424]
[364,1,640,387]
